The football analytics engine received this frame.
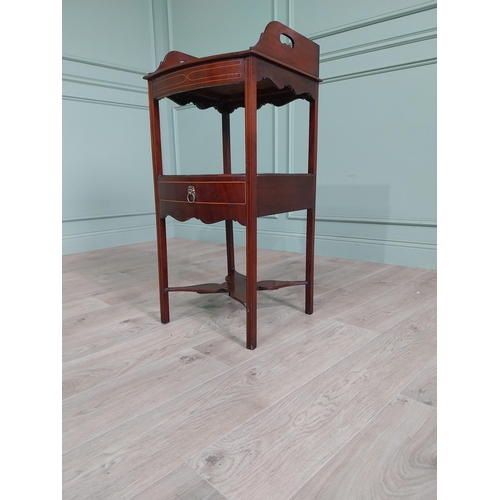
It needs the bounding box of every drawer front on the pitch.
[159,180,246,205]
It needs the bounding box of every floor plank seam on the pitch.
[62,343,230,401]
[61,325,180,366]
[398,355,436,388]
[61,326,188,368]
[331,269,435,325]
[190,315,346,369]
[62,312,224,364]
[62,363,233,456]
[397,392,437,410]
[62,317,148,340]
[285,398,395,500]
[185,461,231,500]
[337,262,429,292]
[62,333,135,365]
[312,262,397,296]
[120,462,231,500]
[380,296,437,335]
[288,395,408,499]
[334,293,437,338]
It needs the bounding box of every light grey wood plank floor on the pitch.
[400,358,437,408]
[63,347,229,452]
[129,463,227,500]
[289,395,437,499]
[62,239,437,500]
[187,301,436,500]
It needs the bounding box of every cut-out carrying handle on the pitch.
[280,33,294,48]
[252,21,319,77]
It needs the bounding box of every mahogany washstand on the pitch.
[144,21,320,349]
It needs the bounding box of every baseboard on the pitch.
[62,224,171,255]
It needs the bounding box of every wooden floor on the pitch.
[62,238,437,500]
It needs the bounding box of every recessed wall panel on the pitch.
[62,100,153,218]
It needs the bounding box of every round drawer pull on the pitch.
[187,185,196,203]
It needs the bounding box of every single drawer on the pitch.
[159,179,246,205]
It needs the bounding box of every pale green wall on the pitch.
[62,0,159,253]
[62,0,437,268]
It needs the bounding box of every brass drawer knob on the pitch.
[187,185,196,203]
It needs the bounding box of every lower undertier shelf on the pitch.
[166,270,307,308]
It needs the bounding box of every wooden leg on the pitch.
[221,113,235,275]
[305,208,315,315]
[147,85,170,324]
[245,58,258,350]
[156,216,170,324]
[225,220,235,274]
[306,98,318,315]
[246,221,257,350]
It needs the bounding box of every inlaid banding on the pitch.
[153,60,244,98]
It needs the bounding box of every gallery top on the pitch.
[144,21,321,113]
